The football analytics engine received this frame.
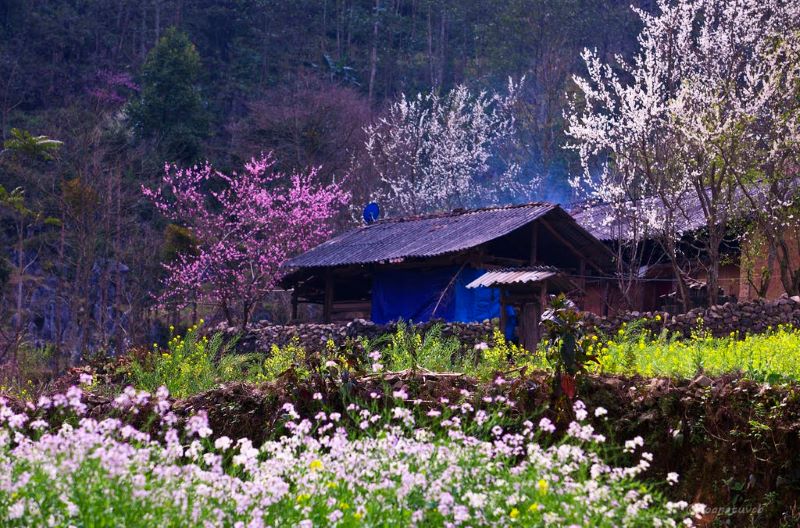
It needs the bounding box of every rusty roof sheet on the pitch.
[570,184,774,241]
[466,267,560,288]
[283,203,558,268]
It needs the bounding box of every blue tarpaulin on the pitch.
[371,266,501,324]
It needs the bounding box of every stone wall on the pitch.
[219,318,497,353]
[224,297,800,353]
[582,296,800,338]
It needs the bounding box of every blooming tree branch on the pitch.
[143,153,349,328]
[365,79,536,215]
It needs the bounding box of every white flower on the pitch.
[8,501,24,519]
[538,417,556,433]
[214,436,232,451]
[691,503,706,517]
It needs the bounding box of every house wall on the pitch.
[739,233,800,301]
[692,263,741,300]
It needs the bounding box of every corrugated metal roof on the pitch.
[571,185,767,241]
[466,267,560,288]
[283,203,558,268]
[570,196,709,242]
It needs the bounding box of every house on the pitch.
[571,191,800,312]
[281,203,615,351]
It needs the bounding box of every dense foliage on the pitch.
[593,323,800,383]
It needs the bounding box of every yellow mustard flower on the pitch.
[536,479,548,494]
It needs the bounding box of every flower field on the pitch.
[6,320,800,526]
[0,378,704,527]
[592,324,800,383]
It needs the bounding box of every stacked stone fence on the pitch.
[221,297,800,353]
[582,296,800,338]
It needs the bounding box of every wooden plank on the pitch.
[499,290,508,337]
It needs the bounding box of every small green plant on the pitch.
[256,338,310,381]
[383,321,461,372]
[540,295,598,400]
[130,323,237,398]
[465,329,540,378]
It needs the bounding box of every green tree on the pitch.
[129,27,208,162]
[0,129,61,361]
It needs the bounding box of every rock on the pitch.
[690,374,713,388]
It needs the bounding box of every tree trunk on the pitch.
[706,235,721,306]
[367,0,380,106]
[777,237,800,296]
[663,237,690,312]
[154,0,161,44]
[427,4,435,87]
[14,221,24,347]
[140,0,147,58]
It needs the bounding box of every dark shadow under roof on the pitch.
[284,202,612,270]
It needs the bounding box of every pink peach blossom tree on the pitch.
[143,153,349,328]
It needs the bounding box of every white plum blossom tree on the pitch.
[364,79,535,215]
[567,0,800,308]
[736,29,800,296]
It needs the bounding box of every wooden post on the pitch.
[522,302,538,352]
[291,290,299,321]
[540,279,548,310]
[323,272,334,323]
[602,279,610,316]
[530,223,539,265]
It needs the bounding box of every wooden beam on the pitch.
[538,219,606,275]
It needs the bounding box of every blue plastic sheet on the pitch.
[370,266,501,324]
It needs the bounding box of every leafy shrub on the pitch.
[256,338,310,381]
[383,321,461,372]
